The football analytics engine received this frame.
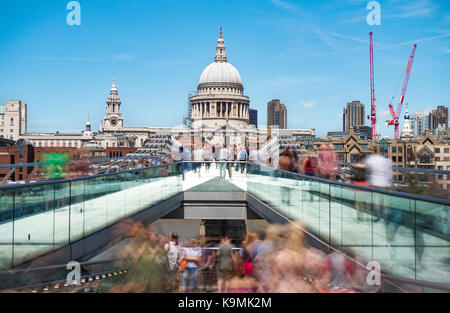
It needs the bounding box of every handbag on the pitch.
[242,249,254,276]
[180,259,187,270]
[243,258,253,275]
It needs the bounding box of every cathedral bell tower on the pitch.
[103,79,124,131]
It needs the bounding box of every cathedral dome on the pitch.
[199,62,242,85]
[198,27,242,86]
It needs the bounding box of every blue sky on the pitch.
[0,0,449,137]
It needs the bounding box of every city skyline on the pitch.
[0,0,449,137]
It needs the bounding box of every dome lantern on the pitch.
[215,27,227,63]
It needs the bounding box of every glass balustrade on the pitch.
[245,163,450,285]
[0,163,183,269]
[0,161,448,287]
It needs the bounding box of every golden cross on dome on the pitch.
[220,26,222,38]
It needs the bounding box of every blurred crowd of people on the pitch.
[109,220,377,293]
[39,143,449,202]
[168,142,344,184]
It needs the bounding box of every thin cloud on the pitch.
[301,101,317,108]
[342,0,438,23]
[384,0,437,19]
[269,0,299,12]
[114,52,137,60]
[445,13,450,23]
[21,53,137,62]
[268,0,334,49]
[327,32,369,44]
[376,32,450,50]
[379,110,392,118]
[260,76,333,87]
[146,59,192,68]
[312,27,336,48]
[21,57,105,61]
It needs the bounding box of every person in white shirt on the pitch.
[173,147,184,178]
[248,144,259,174]
[219,144,229,180]
[180,146,192,180]
[163,232,182,292]
[203,144,213,172]
[193,143,204,176]
[248,147,258,162]
[363,147,393,222]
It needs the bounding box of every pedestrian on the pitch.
[203,144,213,172]
[236,145,248,174]
[303,154,315,177]
[200,238,216,292]
[181,146,192,180]
[362,146,393,222]
[227,145,234,180]
[239,232,257,276]
[163,232,182,292]
[318,143,337,180]
[181,238,202,292]
[219,144,230,180]
[248,144,259,174]
[323,250,356,292]
[216,236,236,292]
[350,163,370,222]
[193,142,204,176]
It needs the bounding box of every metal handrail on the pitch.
[0,258,127,292]
[0,161,183,191]
[340,161,450,175]
[0,258,125,276]
[246,193,449,293]
[259,164,450,206]
[2,157,448,174]
[382,273,450,292]
[0,154,172,169]
[1,160,448,205]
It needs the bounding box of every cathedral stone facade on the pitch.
[191,28,250,130]
[7,28,314,152]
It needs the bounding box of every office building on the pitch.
[430,106,448,135]
[267,99,287,129]
[343,101,365,132]
[249,109,258,128]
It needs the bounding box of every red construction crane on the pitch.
[369,32,377,140]
[386,44,417,140]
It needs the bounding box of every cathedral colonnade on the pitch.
[191,101,249,119]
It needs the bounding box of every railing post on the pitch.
[11,190,15,268]
[68,181,71,247]
[328,183,331,246]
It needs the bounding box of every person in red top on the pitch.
[318,144,337,180]
[303,155,315,176]
[323,250,357,292]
